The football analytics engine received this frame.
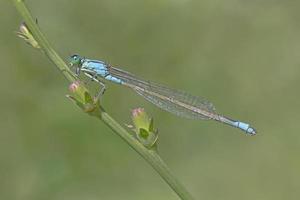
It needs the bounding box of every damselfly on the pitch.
[69,55,256,135]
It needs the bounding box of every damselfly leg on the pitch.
[83,72,107,101]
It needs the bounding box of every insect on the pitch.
[70,54,256,135]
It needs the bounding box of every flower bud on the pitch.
[131,108,158,149]
[67,81,98,113]
[16,22,40,49]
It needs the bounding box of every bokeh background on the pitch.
[1,0,300,200]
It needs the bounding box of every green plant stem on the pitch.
[12,0,195,199]
[98,110,195,200]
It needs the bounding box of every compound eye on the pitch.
[71,54,79,60]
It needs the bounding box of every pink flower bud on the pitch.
[69,81,81,93]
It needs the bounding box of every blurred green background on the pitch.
[1,0,300,199]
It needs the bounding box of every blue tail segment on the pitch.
[232,121,257,135]
[217,116,257,135]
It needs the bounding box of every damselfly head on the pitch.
[69,54,82,67]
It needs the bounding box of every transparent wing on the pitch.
[109,66,216,119]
